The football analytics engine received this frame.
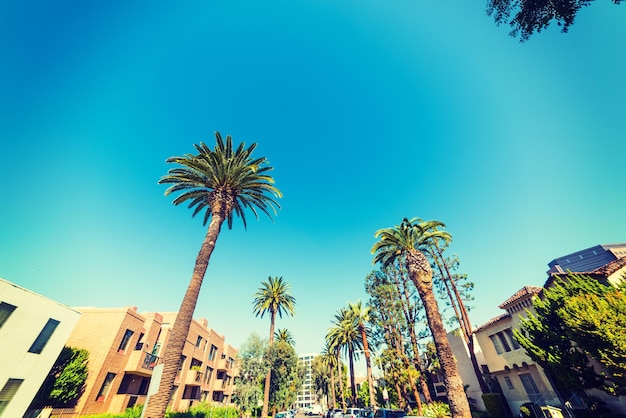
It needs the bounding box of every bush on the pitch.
[481,393,508,418]
[422,401,451,418]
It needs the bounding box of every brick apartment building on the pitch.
[65,307,237,416]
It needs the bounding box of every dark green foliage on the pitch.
[267,340,300,411]
[486,0,622,42]
[481,393,508,418]
[30,346,89,409]
[561,289,626,395]
[514,274,620,395]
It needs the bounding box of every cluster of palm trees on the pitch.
[323,302,375,410]
[147,133,475,418]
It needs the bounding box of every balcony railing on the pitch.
[142,352,159,370]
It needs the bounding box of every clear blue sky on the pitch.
[1,0,625,368]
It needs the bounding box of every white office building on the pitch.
[297,353,319,409]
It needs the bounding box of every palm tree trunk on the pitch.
[329,364,336,409]
[337,352,346,410]
[393,267,433,403]
[348,347,357,406]
[144,214,225,418]
[434,248,489,394]
[407,250,471,418]
[359,326,376,408]
[261,311,276,418]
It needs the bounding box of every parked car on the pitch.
[331,409,344,418]
[373,409,407,418]
[342,408,362,418]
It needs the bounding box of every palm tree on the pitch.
[348,301,376,408]
[372,218,471,418]
[253,276,296,418]
[320,342,337,409]
[275,328,295,347]
[327,306,362,407]
[144,132,281,418]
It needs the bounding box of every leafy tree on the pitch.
[253,276,296,418]
[561,288,626,395]
[267,340,300,412]
[146,133,281,418]
[514,274,610,396]
[372,218,471,418]
[233,333,269,417]
[357,381,371,407]
[30,346,89,409]
[486,0,622,42]
[311,354,331,408]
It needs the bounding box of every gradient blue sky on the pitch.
[1,1,625,367]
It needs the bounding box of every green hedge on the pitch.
[80,403,239,418]
[481,393,508,418]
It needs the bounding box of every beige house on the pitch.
[0,278,81,418]
[474,286,561,414]
[65,307,237,416]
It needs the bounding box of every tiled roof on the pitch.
[498,286,543,310]
[590,256,626,276]
[474,313,510,332]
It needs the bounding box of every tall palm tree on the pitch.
[253,276,296,418]
[348,301,376,408]
[320,342,337,409]
[327,306,362,407]
[275,328,295,347]
[144,132,281,418]
[372,218,471,418]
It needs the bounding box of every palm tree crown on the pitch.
[274,328,295,347]
[372,218,450,270]
[159,131,282,229]
[252,276,296,321]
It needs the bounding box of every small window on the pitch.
[503,376,514,389]
[505,329,520,350]
[208,345,218,361]
[96,372,116,401]
[118,329,134,352]
[134,333,145,351]
[489,334,504,355]
[0,378,24,415]
[196,336,203,347]
[0,302,17,329]
[28,318,60,354]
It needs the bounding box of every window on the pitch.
[208,344,218,361]
[96,372,116,401]
[196,336,203,348]
[0,302,17,329]
[489,328,519,355]
[28,318,60,354]
[205,366,214,384]
[118,329,134,352]
[0,378,24,416]
[134,333,145,351]
[489,334,504,354]
[503,376,514,389]
[505,329,521,350]
[519,373,541,403]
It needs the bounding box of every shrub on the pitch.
[422,401,451,418]
[481,393,508,418]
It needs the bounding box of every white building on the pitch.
[0,278,81,417]
[297,353,319,409]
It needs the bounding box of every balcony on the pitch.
[185,370,204,386]
[125,351,159,375]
